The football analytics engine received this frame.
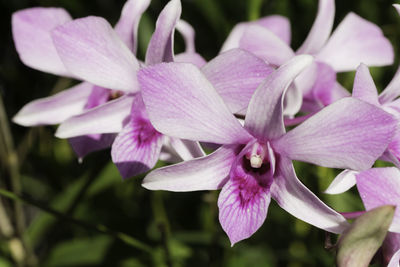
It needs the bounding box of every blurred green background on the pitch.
[1,0,400,266]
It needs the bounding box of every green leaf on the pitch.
[337,205,395,267]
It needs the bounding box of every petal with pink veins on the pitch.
[274,97,397,170]
[111,112,163,179]
[239,24,294,66]
[12,7,72,76]
[270,157,348,233]
[145,0,181,65]
[356,168,400,233]
[55,95,134,138]
[296,0,335,54]
[245,55,313,141]
[142,145,238,191]
[317,13,394,72]
[13,82,93,126]
[114,0,150,53]
[352,64,380,106]
[202,49,274,113]
[138,62,252,144]
[52,16,140,92]
[218,178,271,246]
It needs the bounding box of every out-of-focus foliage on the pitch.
[1,0,400,266]
[337,206,395,267]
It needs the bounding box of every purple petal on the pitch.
[12,8,72,76]
[244,55,313,141]
[83,86,110,110]
[114,0,150,53]
[202,49,274,113]
[352,64,380,106]
[142,145,237,191]
[69,133,115,159]
[317,13,394,72]
[167,138,205,160]
[283,84,303,117]
[55,95,134,138]
[384,233,400,267]
[218,178,271,246]
[239,24,294,66]
[176,20,196,53]
[356,168,400,233]
[270,157,348,233]
[310,62,339,107]
[388,249,400,267]
[379,65,400,104]
[220,15,291,52]
[111,112,163,179]
[174,52,206,67]
[297,0,335,54]
[256,15,291,45]
[138,62,252,144]
[145,0,181,65]
[52,16,139,92]
[324,170,358,195]
[274,97,397,170]
[13,82,93,126]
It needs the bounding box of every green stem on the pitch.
[152,191,172,267]
[248,0,263,21]
[0,188,153,254]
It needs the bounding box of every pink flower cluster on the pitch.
[11,0,400,264]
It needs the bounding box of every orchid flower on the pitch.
[12,0,150,157]
[50,0,273,178]
[349,168,400,266]
[325,60,400,195]
[137,55,396,245]
[221,0,393,115]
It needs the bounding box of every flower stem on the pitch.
[151,191,173,267]
[248,0,263,21]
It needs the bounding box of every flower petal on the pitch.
[384,233,400,267]
[12,7,72,76]
[55,95,134,138]
[202,49,274,113]
[296,0,335,54]
[388,249,400,267]
[145,0,181,65]
[270,157,349,233]
[167,138,205,160]
[352,64,380,106]
[114,0,150,53]
[52,16,139,92]
[379,65,400,104]
[176,20,196,53]
[138,62,252,144]
[244,55,313,141]
[324,170,358,195]
[274,97,397,170]
[174,52,206,67]
[13,82,93,126]
[256,15,291,45]
[220,15,291,52]
[239,24,295,66]
[218,179,271,246]
[111,113,163,179]
[356,167,400,233]
[142,145,237,191]
[69,134,115,159]
[317,13,394,72]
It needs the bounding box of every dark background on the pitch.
[0,0,399,266]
